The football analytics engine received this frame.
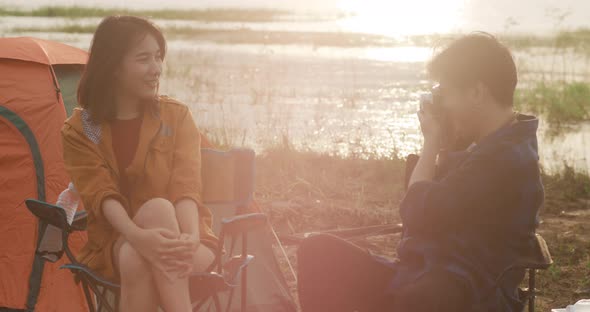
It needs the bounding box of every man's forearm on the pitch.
[175,198,200,238]
[408,141,438,187]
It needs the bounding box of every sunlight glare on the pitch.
[337,0,467,38]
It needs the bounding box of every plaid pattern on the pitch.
[81,110,101,144]
[393,114,543,312]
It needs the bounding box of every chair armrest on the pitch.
[189,271,229,296]
[497,233,553,285]
[515,234,553,270]
[61,263,120,290]
[26,199,68,230]
[220,213,267,236]
[278,223,404,246]
[222,255,255,286]
[71,211,88,231]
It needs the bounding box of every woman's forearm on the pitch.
[174,198,200,238]
[102,198,141,240]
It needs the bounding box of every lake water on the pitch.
[2,0,590,172]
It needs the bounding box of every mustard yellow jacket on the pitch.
[62,96,218,281]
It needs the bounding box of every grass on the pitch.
[254,146,407,233]
[542,164,590,213]
[394,29,590,53]
[11,24,398,47]
[3,5,590,52]
[0,6,290,22]
[515,82,590,132]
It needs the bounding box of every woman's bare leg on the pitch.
[130,198,193,312]
[190,245,215,273]
[113,237,159,312]
[114,197,216,311]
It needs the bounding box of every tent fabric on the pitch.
[0,41,88,311]
[0,37,87,66]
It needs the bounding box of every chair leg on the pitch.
[241,233,248,312]
[193,296,211,312]
[225,288,236,312]
[115,292,120,312]
[213,294,222,312]
[529,268,536,312]
[81,278,96,312]
[84,278,117,312]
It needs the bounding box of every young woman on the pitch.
[62,16,218,312]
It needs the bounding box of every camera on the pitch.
[419,84,444,116]
[418,84,459,150]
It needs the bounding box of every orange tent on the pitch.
[0,37,88,311]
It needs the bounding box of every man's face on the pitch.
[437,81,478,142]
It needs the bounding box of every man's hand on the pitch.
[407,108,443,187]
[418,108,443,150]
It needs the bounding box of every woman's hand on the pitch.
[127,228,193,280]
[175,233,201,279]
[157,232,201,279]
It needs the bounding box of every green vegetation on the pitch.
[12,24,397,47]
[406,29,590,54]
[516,82,590,128]
[0,6,289,22]
[542,164,590,213]
[554,29,590,55]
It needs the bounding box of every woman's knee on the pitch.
[118,242,152,285]
[133,198,178,229]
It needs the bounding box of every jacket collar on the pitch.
[69,103,162,179]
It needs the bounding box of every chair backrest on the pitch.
[201,148,255,208]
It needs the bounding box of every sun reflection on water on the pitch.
[337,0,466,37]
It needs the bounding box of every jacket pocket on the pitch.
[151,137,174,153]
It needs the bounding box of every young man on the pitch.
[297,32,544,312]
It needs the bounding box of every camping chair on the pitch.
[25,148,266,312]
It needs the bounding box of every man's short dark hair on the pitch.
[427,32,517,107]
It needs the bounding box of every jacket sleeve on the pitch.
[62,124,127,223]
[168,107,203,206]
[400,151,514,233]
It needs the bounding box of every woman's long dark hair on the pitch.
[78,15,167,123]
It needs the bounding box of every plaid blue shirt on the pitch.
[390,114,544,311]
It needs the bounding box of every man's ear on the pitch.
[471,82,488,109]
